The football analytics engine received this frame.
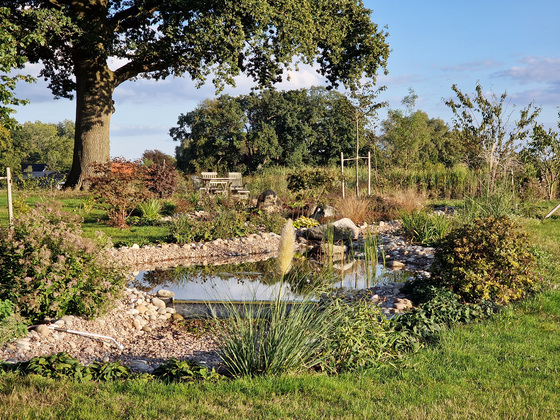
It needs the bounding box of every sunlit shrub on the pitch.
[431,216,538,304]
[0,203,127,322]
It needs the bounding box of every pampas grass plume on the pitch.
[277,218,295,277]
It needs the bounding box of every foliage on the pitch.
[168,209,255,244]
[88,158,152,228]
[0,6,36,129]
[142,162,178,199]
[445,83,540,193]
[0,203,126,322]
[252,210,287,235]
[320,299,404,373]
[379,89,460,170]
[431,216,539,304]
[400,210,451,246]
[212,300,339,377]
[136,198,163,222]
[152,358,221,383]
[396,280,500,347]
[25,353,92,382]
[0,299,27,345]
[520,120,560,200]
[12,120,74,174]
[292,216,320,229]
[173,87,363,173]
[457,190,519,223]
[88,360,131,382]
[287,167,340,200]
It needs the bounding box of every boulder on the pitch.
[303,218,360,242]
[257,189,282,213]
[310,204,337,220]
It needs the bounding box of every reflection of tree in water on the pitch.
[131,257,338,296]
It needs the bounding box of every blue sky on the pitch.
[12,0,560,160]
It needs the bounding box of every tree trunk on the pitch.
[65,59,115,190]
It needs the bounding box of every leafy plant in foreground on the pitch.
[0,203,127,322]
[152,358,220,383]
[431,216,538,304]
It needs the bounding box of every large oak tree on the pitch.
[1,0,390,189]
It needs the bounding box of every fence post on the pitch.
[341,152,345,199]
[1,167,14,228]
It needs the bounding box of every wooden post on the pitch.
[1,167,13,229]
[355,120,359,197]
[341,152,345,199]
[367,152,371,196]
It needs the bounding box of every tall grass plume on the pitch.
[277,218,295,277]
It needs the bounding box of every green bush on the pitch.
[0,300,27,345]
[168,209,255,244]
[431,216,538,304]
[395,282,499,348]
[320,300,403,373]
[0,203,127,322]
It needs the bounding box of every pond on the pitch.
[131,256,408,303]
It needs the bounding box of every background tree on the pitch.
[445,83,540,194]
[11,120,74,173]
[1,1,389,189]
[172,87,362,173]
[521,120,560,200]
[380,90,433,170]
[172,95,247,173]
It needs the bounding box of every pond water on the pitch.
[132,257,408,302]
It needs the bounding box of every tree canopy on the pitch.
[172,87,361,173]
[1,0,390,188]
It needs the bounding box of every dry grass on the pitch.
[371,188,427,220]
[333,194,373,225]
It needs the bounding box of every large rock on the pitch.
[257,189,282,213]
[303,218,360,242]
[310,204,337,220]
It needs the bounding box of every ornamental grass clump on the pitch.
[212,219,339,377]
[0,203,127,322]
[431,216,538,305]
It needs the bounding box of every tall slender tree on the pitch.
[1,0,390,189]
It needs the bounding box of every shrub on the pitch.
[88,158,151,228]
[400,210,451,246]
[431,216,538,304]
[287,167,339,195]
[143,162,178,199]
[0,300,27,345]
[320,299,403,373]
[395,282,499,347]
[0,203,127,322]
[168,209,255,244]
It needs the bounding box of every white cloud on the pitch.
[495,56,560,85]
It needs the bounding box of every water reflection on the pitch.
[132,257,408,302]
